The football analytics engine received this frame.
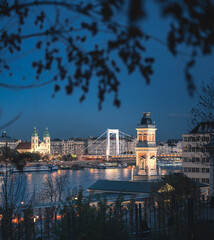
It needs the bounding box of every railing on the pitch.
[0,197,214,240]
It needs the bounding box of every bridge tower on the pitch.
[134,112,158,181]
[106,129,119,160]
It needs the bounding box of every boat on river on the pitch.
[60,165,84,170]
[11,164,59,173]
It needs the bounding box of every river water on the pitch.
[0,166,181,203]
[15,168,132,196]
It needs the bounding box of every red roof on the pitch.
[16,142,31,150]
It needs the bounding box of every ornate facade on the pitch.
[134,112,158,181]
[17,127,51,154]
[31,127,51,154]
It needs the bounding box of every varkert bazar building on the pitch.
[88,112,208,199]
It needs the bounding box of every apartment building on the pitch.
[157,139,182,155]
[51,139,63,155]
[182,122,214,184]
[62,138,87,155]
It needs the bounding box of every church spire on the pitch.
[32,126,38,137]
[43,127,50,138]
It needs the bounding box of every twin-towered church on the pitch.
[31,126,51,154]
[16,126,51,155]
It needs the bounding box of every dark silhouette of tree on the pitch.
[0,0,214,108]
[189,79,214,203]
[190,78,214,128]
[0,146,40,169]
[151,173,200,201]
[0,146,19,162]
[0,170,35,239]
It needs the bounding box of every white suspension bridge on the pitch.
[78,129,182,163]
[79,129,136,161]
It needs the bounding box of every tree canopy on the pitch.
[1,0,214,109]
[152,173,200,202]
[0,146,19,162]
[0,147,40,169]
[190,78,214,128]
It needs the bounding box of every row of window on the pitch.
[191,178,209,184]
[183,167,209,173]
[183,147,207,152]
[183,157,209,163]
[138,133,155,142]
[183,136,209,142]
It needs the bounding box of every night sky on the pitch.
[0,1,213,141]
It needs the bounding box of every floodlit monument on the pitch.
[133,112,159,181]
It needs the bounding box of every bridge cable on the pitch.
[87,137,108,155]
[80,130,107,154]
[119,130,136,139]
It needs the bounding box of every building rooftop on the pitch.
[16,142,31,150]
[52,138,62,141]
[0,131,17,142]
[88,180,160,194]
[88,179,207,195]
[190,122,214,134]
[141,112,152,125]
[137,112,155,128]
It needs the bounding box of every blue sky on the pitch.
[0,1,213,141]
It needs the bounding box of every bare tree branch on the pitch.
[0,113,22,130]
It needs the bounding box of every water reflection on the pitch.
[43,174,48,180]
[1,167,180,200]
[18,168,132,196]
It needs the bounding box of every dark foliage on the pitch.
[52,192,129,240]
[190,78,214,128]
[12,152,40,170]
[151,173,200,202]
[0,146,19,162]
[162,172,200,199]
[0,147,40,170]
[63,154,77,161]
[0,0,214,108]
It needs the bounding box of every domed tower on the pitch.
[43,127,50,154]
[31,126,39,152]
[135,112,158,181]
[2,130,6,138]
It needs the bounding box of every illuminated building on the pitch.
[157,139,182,155]
[0,130,21,149]
[62,138,87,155]
[88,113,209,199]
[182,122,214,184]
[16,127,51,154]
[51,139,63,155]
[133,112,159,181]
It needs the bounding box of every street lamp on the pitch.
[205,134,214,207]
